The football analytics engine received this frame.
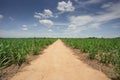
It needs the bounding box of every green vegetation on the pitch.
[63,38,120,78]
[0,38,56,76]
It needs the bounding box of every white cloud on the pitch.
[85,0,101,4]
[45,9,53,16]
[48,29,52,32]
[76,0,102,6]
[74,26,88,33]
[22,25,28,30]
[34,9,53,19]
[57,0,75,12]
[101,2,113,8]
[67,24,76,30]
[22,27,28,31]
[88,23,100,29]
[67,2,120,32]
[66,25,88,33]
[69,15,93,26]
[98,2,120,22]
[68,15,101,32]
[75,0,103,10]
[34,13,42,19]
[39,19,54,27]
[0,14,3,20]
[0,29,36,38]
[22,25,27,27]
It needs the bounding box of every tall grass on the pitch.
[63,38,120,78]
[0,38,56,76]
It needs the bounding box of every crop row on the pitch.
[0,38,56,76]
[62,38,120,78]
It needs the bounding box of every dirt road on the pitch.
[10,39,110,80]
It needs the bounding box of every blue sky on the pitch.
[0,0,120,38]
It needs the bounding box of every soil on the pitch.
[0,54,39,80]
[72,49,118,80]
[9,39,110,80]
